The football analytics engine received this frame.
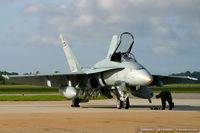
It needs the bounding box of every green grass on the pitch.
[152,87,200,93]
[0,95,67,101]
[164,84,200,87]
[0,88,59,94]
[150,83,200,93]
[0,84,200,102]
[0,84,58,94]
[0,95,107,101]
[0,84,47,88]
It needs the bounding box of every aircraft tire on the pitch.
[124,97,130,109]
[117,99,123,109]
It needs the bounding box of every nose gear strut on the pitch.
[114,82,130,109]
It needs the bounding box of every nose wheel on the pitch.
[124,97,130,109]
[116,97,130,109]
[117,99,123,109]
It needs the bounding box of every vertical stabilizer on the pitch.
[60,34,81,72]
[106,35,119,58]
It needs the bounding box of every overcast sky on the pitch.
[0,0,200,75]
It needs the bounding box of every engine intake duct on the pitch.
[88,76,99,89]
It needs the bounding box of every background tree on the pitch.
[0,71,18,84]
[54,71,60,74]
[170,71,200,83]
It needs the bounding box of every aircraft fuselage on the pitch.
[94,58,153,87]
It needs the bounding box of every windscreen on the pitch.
[122,53,136,62]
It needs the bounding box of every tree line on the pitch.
[0,71,18,84]
[170,71,200,83]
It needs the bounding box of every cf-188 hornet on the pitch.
[2,32,197,109]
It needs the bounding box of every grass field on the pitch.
[0,88,58,94]
[0,85,46,88]
[152,84,200,93]
[1,84,200,94]
[0,84,58,94]
[0,95,106,101]
[0,84,199,101]
[0,95,66,101]
[152,87,200,93]
[165,84,200,87]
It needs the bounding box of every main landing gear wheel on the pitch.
[71,97,80,107]
[117,99,123,109]
[124,97,130,109]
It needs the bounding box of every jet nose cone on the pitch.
[146,75,153,84]
[135,69,153,86]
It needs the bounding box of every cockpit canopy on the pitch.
[111,32,135,62]
[115,32,134,54]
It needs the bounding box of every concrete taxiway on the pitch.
[0,94,199,133]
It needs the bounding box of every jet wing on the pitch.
[2,72,85,88]
[2,67,124,88]
[150,75,198,86]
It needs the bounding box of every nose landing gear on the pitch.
[116,97,130,109]
[115,84,130,109]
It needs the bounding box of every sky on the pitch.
[0,0,200,75]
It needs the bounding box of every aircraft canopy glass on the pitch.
[111,32,136,63]
[115,32,134,54]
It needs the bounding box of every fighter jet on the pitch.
[2,32,197,109]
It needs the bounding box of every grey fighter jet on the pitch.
[2,32,197,109]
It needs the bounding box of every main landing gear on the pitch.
[71,97,80,107]
[71,89,91,107]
